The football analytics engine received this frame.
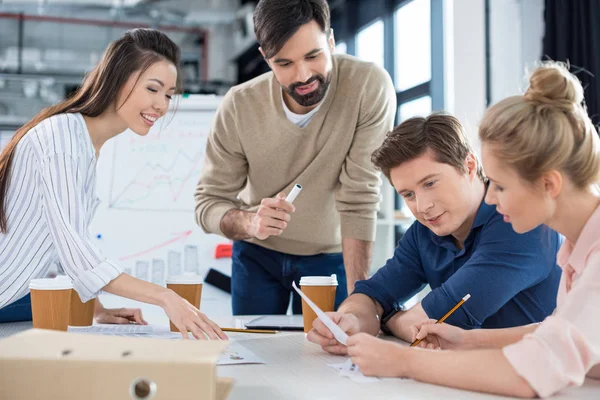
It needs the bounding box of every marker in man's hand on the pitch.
[285,184,302,204]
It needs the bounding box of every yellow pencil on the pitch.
[221,328,279,334]
[410,294,471,347]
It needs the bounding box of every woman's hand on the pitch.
[160,290,228,340]
[94,301,147,325]
[411,319,468,350]
[346,333,406,377]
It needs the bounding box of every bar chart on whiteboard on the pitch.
[89,96,232,285]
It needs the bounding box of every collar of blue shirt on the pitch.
[429,200,496,249]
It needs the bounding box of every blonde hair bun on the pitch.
[479,61,600,189]
[525,62,585,108]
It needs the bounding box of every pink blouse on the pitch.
[503,205,600,398]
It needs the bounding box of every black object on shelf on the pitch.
[204,268,231,294]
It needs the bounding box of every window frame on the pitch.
[330,0,445,219]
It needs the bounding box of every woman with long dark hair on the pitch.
[0,28,226,340]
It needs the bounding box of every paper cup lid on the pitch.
[29,276,73,290]
[299,274,338,286]
[166,273,203,284]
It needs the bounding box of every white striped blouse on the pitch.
[0,113,122,308]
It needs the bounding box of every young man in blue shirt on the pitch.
[307,113,562,354]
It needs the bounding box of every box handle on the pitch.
[130,378,157,399]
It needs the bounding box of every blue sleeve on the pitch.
[353,223,428,319]
[421,215,559,329]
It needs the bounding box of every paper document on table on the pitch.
[328,359,379,383]
[292,281,348,345]
[68,324,153,335]
[0,321,31,339]
[217,342,265,366]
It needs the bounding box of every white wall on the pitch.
[490,0,545,104]
[206,24,236,82]
[444,0,545,148]
[443,0,487,146]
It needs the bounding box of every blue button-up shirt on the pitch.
[354,201,562,329]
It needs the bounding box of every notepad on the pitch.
[244,315,304,331]
[67,324,153,334]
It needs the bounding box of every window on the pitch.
[398,95,432,121]
[395,0,431,91]
[328,0,441,276]
[335,41,347,55]
[356,19,384,68]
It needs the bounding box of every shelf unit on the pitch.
[372,179,411,273]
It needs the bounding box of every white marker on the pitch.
[285,184,302,204]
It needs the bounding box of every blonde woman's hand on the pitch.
[410,319,467,350]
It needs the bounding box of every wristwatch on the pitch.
[380,304,405,335]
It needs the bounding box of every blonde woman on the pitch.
[344,62,600,398]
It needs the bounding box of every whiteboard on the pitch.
[90,95,232,286]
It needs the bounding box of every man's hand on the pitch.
[386,303,429,342]
[247,193,295,240]
[306,312,361,355]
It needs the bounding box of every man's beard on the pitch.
[283,72,332,107]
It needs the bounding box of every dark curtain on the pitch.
[543,0,600,125]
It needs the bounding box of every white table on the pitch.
[1,294,599,400]
[214,322,600,400]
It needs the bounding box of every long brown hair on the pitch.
[0,28,181,233]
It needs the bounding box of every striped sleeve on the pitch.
[38,152,122,302]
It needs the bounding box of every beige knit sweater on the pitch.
[195,54,396,255]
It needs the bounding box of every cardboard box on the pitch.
[0,329,233,400]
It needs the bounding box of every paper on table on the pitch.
[328,359,379,383]
[0,321,31,339]
[68,325,263,366]
[291,281,348,345]
[217,342,265,366]
[67,324,153,335]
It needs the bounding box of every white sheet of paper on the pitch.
[328,359,379,383]
[217,343,265,366]
[66,325,264,365]
[67,324,153,335]
[292,281,348,345]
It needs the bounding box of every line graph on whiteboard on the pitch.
[89,96,231,287]
[105,112,210,212]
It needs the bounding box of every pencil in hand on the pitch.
[410,294,471,347]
